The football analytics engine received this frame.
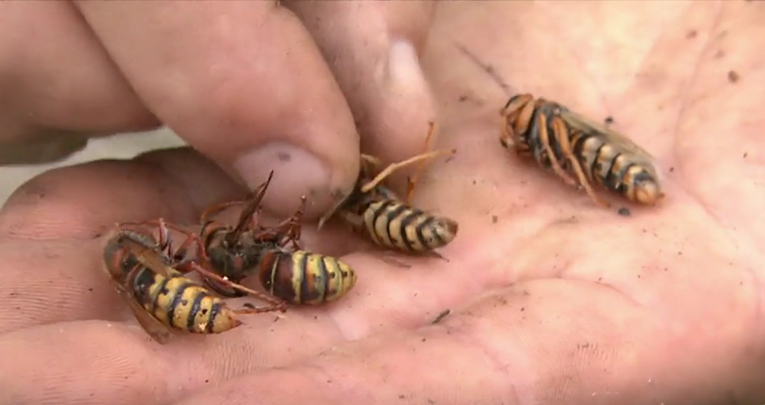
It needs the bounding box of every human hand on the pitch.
[3,1,765,405]
[0,0,435,218]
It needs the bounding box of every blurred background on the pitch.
[0,128,186,205]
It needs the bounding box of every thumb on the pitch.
[286,1,438,167]
[74,1,360,219]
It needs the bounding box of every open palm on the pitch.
[1,2,763,405]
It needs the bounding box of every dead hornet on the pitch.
[317,122,459,257]
[102,221,287,344]
[168,171,357,306]
[500,93,665,208]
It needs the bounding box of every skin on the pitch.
[0,0,435,219]
[1,1,764,404]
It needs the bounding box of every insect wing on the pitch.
[369,184,400,201]
[560,109,653,159]
[119,236,182,278]
[112,281,173,344]
[561,109,663,180]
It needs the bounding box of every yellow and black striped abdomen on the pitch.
[137,271,240,334]
[260,250,356,305]
[572,131,663,205]
[361,199,459,253]
[570,129,605,183]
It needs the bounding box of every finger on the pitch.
[0,319,347,405]
[0,148,240,241]
[74,1,361,219]
[172,280,765,405]
[0,239,115,334]
[286,1,438,175]
[0,321,192,405]
[0,136,88,166]
[0,1,157,141]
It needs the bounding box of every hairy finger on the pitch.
[0,1,157,141]
[286,1,437,170]
[75,1,361,219]
[0,148,239,240]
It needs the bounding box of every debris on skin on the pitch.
[728,70,740,83]
[456,93,484,106]
[431,309,451,324]
[453,42,511,96]
[617,207,631,216]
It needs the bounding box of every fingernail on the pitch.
[387,40,428,95]
[233,142,331,218]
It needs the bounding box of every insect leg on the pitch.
[188,224,245,299]
[248,206,263,233]
[172,231,205,265]
[121,219,192,238]
[172,234,245,298]
[157,218,188,261]
[317,182,362,231]
[184,261,287,310]
[166,230,231,295]
[360,148,456,195]
[361,154,384,168]
[155,218,171,253]
[500,114,516,148]
[499,94,535,151]
[500,94,535,119]
[118,219,189,256]
[537,113,579,187]
[145,218,201,263]
[195,223,217,266]
[284,196,307,249]
[233,302,288,315]
[404,121,436,205]
[200,200,247,224]
[253,196,306,250]
[551,117,610,208]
